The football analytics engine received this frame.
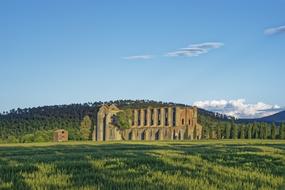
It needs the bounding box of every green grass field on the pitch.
[0,140,284,190]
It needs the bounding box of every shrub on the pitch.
[6,136,18,143]
[21,134,34,143]
[114,110,132,129]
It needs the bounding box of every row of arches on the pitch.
[131,107,177,127]
[126,128,185,141]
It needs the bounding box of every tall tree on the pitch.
[247,124,252,139]
[260,123,269,139]
[240,125,245,139]
[216,123,222,139]
[209,126,212,139]
[259,123,264,139]
[264,123,269,139]
[225,123,231,139]
[271,123,276,139]
[280,122,285,139]
[80,115,92,140]
[231,123,238,139]
[253,122,259,139]
[202,125,209,139]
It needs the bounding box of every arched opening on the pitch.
[144,109,147,126]
[103,114,107,141]
[157,109,161,125]
[178,131,181,140]
[172,108,176,126]
[165,108,168,126]
[150,109,154,125]
[173,132,176,140]
[155,131,159,140]
[128,132,132,140]
[141,131,145,140]
[137,110,141,126]
[131,110,135,126]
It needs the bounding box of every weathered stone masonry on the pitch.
[93,104,202,141]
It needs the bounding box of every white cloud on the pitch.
[123,42,223,59]
[193,99,282,119]
[123,55,153,60]
[166,42,224,57]
[264,25,285,35]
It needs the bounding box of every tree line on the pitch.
[199,114,285,140]
[0,100,170,143]
[0,100,284,143]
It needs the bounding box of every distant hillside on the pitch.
[197,108,235,121]
[256,111,285,123]
[237,110,285,123]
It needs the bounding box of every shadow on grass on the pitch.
[0,142,284,189]
[173,143,285,177]
[0,158,36,190]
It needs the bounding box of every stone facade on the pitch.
[93,104,202,141]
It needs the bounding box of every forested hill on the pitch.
[0,100,230,143]
[238,111,285,123]
[258,111,285,122]
[1,100,283,143]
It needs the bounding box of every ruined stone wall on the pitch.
[94,104,202,141]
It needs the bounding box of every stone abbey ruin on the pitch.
[93,104,202,141]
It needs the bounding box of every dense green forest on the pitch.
[0,100,284,143]
[198,113,285,140]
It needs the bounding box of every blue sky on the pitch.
[0,0,285,118]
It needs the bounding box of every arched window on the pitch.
[172,108,176,126]
[157,109,161,125]
[150,109,154,125]
[144,109,147,126]
[138,110,141,126]
[131,110,135,126]
[165,108,168,126]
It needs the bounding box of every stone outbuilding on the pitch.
[53,129,68,142]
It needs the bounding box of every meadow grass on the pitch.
[0,140,284,190]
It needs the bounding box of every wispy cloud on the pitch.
[123,42,223,59]
[264,25,285,35]
[193,99,282,119]
[166,42,224,57]
[123,55,153,60]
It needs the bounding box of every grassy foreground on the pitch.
[0,140,284,190]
